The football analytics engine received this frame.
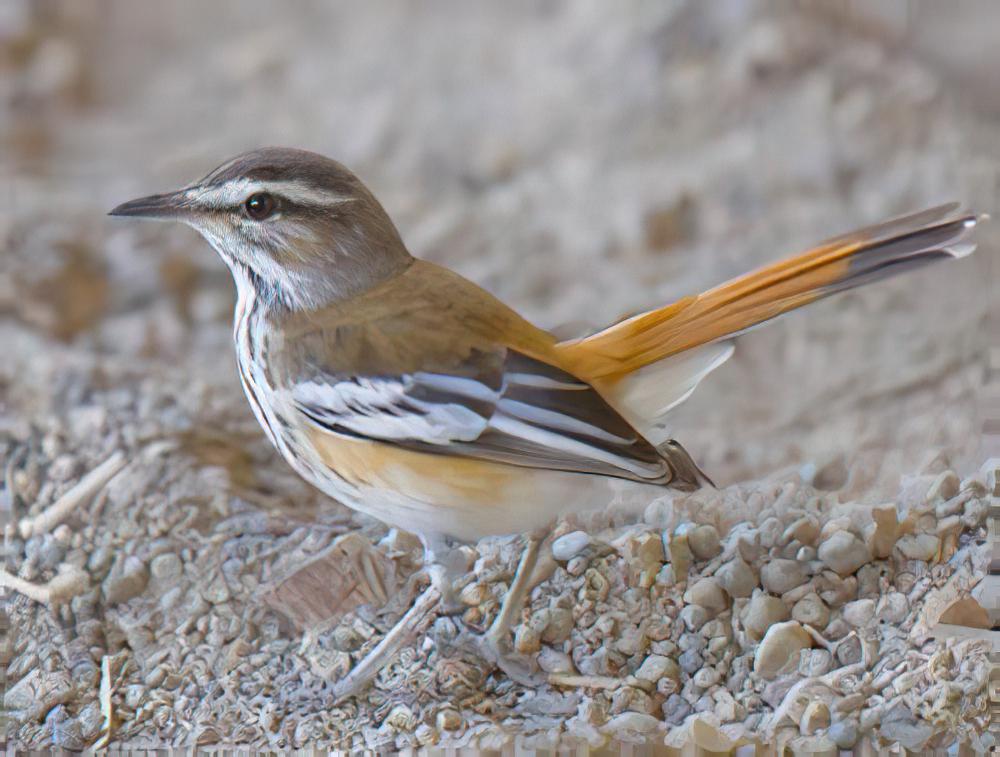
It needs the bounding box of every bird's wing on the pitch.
[289,345,680,484]
[272,259,706,489]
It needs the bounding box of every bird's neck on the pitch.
[224,250,414,315]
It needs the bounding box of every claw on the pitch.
[452,626,544,688]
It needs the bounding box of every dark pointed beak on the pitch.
[108,189,191,220]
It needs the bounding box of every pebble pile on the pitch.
[2,391,992,752]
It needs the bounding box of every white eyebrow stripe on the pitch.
[186,179,354,209]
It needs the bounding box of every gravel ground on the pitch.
[1,1,997,751]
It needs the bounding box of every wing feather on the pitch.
[290,349,677,484]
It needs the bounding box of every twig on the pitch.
[0,564,88,605]
[93,655,115,750]
[18,451,126,539]
[547,673,621,690]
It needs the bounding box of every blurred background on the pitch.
[2,1,998,749]
[2,0,997,504]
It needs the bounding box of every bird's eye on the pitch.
[244,192,277,220]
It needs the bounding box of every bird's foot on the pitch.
[454,626,544,688]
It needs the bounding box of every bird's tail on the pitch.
[558,203,979,383]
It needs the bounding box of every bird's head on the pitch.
[110,147,412,308]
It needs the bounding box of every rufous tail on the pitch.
[557,203,979,382]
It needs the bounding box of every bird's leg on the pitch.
[461,528,549,686]
[484,528,547,650]
[331,537,454,702]
[331,578,441,702]
[420,533,467,614]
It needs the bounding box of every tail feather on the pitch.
[558,203,980,381]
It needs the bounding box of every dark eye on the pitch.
[244,192,276,220]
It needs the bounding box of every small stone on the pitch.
[150,552,182,583]
[798,648,831,676]
[880,710,934,751]
[800,700,831,735]
[842,598,875,627]
[414,723,438,746]
[514,624,541,654]
[896,533,938,561]
[662,693,693,725]
[625,532,665,588]
[743,594,789,640]
[701,618,730,640]
[716,557,756,598]
[552,531,591,561]
[760,559,808,595]
[736,530,762,563]
[542,607,573,644]
[678,631,706,652]
[758,517,783,549]
[828,718,859,749]
[566,555,588,576]
[601,711,660,736]
[678,649,703,675]
[385,703,418,732]
[792,593,830,628]
[868,504,899,559]
[459,582,488,606]
[436,708,462,731]
[876,592,909,624]
[925,470,959,503]
[693,667,720,688]
[610,685,654,716]
[679,604,709,631]
[782,516,820,546]
[102,556,149,605]
[687,524,722,560]
[836,635,862,666]
[666,528,693,583]
[819,517,854,543]
[818,532,871,576]
[634,654,679,685]
[683,577,729,615]
[537,647,575,675]
[981,457,1000,496]
[753,621,812,679]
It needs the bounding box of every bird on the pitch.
[110,147,980,699]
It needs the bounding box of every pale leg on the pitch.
[463,528,549,685]
[331,535,460,702]
[331,578,441,702]
[484,529,547,649]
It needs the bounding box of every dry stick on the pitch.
[18,451,126,539]
[0,564,88,605]
[93,655,116,750]
[547,673,621,690]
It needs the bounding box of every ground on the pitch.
[1,1,996,751]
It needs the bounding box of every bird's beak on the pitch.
[108,189,191,220]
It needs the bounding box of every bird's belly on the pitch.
[298,426,644,542]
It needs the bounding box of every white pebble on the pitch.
[818,532,871,576]
[760,559,808,595]
[753,621,812,679]
[743,594,789,640]
[842,598,875,627]
[716,557,756,598]
[896,533,939,561]
[683,577,729,615]
[551,531,591,562]
[687,524,722,560]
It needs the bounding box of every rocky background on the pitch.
[1,1,997,752]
